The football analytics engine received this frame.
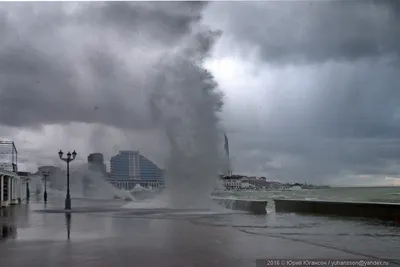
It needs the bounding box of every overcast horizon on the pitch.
[1,1,400,186]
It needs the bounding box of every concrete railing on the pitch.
[274,199,400,222]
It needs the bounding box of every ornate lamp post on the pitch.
[58,150,77,210]
[42,171,50,203]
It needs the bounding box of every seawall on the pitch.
[274,199,400,222]
[213,197,267,214]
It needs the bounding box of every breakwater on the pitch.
[274,199,400,222]
[213,198,267,214]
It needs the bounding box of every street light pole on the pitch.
[42,172,49,203]
[25,178,30,202]
[58,150,77,210]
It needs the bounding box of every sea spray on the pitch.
[51,163,133,200]
[148,29,224,209]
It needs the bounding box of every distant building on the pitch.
[16,171,31,177]
[0,141,18,172]
[37,166,66,190]
[138,154,164,180]
[220,175,284,190]
[223,178,242,190]
[37,166,61,176]
[108,179,165,190]
[110,150,164,181]
[87,153,106,174]
[110,151,138,180]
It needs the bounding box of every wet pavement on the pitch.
[1,198,400,267]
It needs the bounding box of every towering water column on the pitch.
[149,55,224,208]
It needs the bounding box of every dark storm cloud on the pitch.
[82,2,206,46]
[271,61,400,139]
[0,2,215,129]
[232,61,400,183]
[202,0,400,183]
[207,0,400,64]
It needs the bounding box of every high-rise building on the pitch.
[110,151,138,180]
[110,150,163,181]
[138,154,164,180]
[87,153,106,174]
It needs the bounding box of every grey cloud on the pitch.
[204,0,400,184]
[205,1,400,64]
[0,2,217,130]
[220,58,400,184]
[276,61,400,139]
[231,130,400,184]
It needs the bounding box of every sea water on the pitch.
[212,186,400,203]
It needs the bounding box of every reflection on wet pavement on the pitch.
[0,224,17,240]
[0,207,17,241]
[1,198,400,267]
[66,213,71,239]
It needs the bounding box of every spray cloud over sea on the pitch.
[148,34,224,208]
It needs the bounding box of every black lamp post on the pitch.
[42,171,50,203]
[25,178,30,202]
[58,150,77,210]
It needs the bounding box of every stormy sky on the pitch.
[1,1,400,186]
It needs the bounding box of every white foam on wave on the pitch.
[122,193,168,209]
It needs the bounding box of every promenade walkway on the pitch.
[1,198,400,267]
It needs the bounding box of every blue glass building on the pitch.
[138,154,164,180]
[110,150,164,181]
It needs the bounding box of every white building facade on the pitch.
[0,169,24,207]
[108,179,165,190]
